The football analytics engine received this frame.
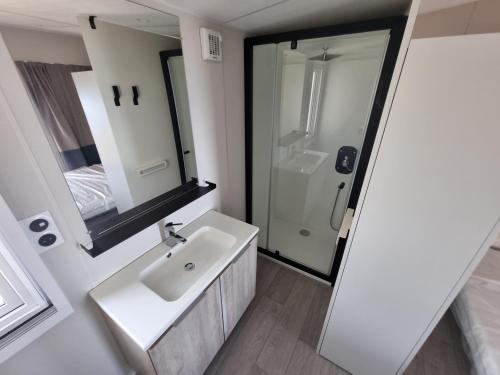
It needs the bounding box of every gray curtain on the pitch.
[16,61,100,171]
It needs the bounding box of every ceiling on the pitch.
[0,0,180,37]
[419,0,477,14]
[159,0,411,34]
[0,0,479,38]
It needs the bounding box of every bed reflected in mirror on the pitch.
[3,10,197,235]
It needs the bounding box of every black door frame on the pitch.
[160,49,188,185]
[244,16,407,284]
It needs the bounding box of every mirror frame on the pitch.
[159,49,189,185]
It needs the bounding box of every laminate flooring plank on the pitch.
[210,296,283,375]
[256,275,318,375]
[265,266,299,305]
[299,282,332,348]
[404,310,470,375]
[256,256,281,299]
[245,364,270,375]
[285,339,345,375]
[404,353,425,375]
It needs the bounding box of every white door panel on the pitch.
[320,33,500,375]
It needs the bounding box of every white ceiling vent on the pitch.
[200,27,222,62]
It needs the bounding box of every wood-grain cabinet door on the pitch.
[220,237,257,338]
[148,278,224,375]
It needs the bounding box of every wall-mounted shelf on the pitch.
[81,179,216,257]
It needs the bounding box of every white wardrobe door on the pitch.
[320,33,500,375]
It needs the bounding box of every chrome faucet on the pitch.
[164,222,187,248]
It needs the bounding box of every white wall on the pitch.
[0,4,246,375]
[0,26,90,65]
[178,13,229,206]
[221,26,247,221]
[79,18,182,209]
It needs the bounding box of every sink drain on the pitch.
[184,262,195,271]
[299,229,310,237]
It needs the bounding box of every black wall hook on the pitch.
[112,85,120,106]
[132,86,139,105]
[89,15,96,29]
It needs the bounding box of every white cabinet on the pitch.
[106,237,258,375]
[149,279,225,375]
[319,33,500,375]
[220,236,257,337]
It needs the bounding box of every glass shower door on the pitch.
[266,31,390,275]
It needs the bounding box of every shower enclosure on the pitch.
[245,17,406,282]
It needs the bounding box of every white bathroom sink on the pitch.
[140,227,236,301]
[274,149,330,224]
[89,210,258,351]
[280,149,329,175]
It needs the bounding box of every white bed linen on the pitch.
[452,249,500,375]
[64,164,116,220]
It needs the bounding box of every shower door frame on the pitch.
[244,16,407,284]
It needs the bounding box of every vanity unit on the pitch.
[90,210,258,375]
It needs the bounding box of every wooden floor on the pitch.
[404,309,471,375]
[205,255,470,375]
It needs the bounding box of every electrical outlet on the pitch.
[19,211,64,254]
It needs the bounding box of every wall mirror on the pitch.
[0,3,214,256]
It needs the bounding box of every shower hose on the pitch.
[329,182,346,232]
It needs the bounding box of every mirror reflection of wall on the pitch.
[2,12,197,232]
[277,51,324,151]
[279,51,306,139]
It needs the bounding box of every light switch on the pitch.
[19,211,64,254]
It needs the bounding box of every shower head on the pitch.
[309,47,341,61]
